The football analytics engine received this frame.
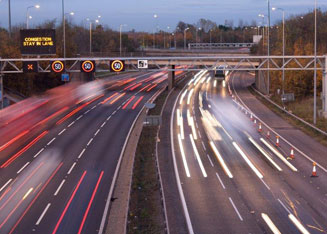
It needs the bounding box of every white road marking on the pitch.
[84,110,90,114]
[216,172,225,189]
[189,134,207,177]
[76,115,83,120]
[47,137,56,146]
[229,197,243,221]
[68,121,75,127]
[94,129,100,136]
[207,154,214,167]
[34,148,44,158]
[36,203,51,225]
[107,116,111,121]
[101,122,106,128]
[91,105,96,110]
[261,213,281,234]
[260,179,271,190]
[58,129,66,135]
[17,162,30,174]
[54,180,66,196]
[201,141,207,151]
[289,214,310,234]
[112,110,117,115]
[78,149,86,159]
[198,130,202,138]
[87,138,93,146]
[277,199,291,214]
[67,163,76,175]
[0,179,12,192]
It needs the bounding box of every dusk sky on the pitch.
[0,0,327,32]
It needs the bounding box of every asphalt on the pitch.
[0,71,174,234]
[166,71,327,234]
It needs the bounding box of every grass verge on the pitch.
[249,86,327,145]
[127,89,169,234]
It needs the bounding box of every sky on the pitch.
[0,0,326,32]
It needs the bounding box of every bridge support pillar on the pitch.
[168,65,175,90]
[322,56,327,118]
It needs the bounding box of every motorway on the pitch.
[0,70,179,234]
[170,70,327,233]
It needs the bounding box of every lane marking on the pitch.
[68,121,75,127]
[261,213,281,234]
[47,137,56,146]
[207,154,214,167]
[289,214,310,234]
[229,197,243,221]
[178,134,191,177]
[189,134,207,177]
[36,203,51,225]
[260,179,271,190]
[260,138,298,172]
[101,122,106,128]
[34,148,44,158]
[54,180,66,196]
[67,163,76,175]
[216,172,225,189]
[201,141,207,151]
[91,105,96,110]
[233,142,263,179]
[76,115,83,121]
[17,162,30,174]
[58,129,66,136]
[78,149,86,159]
[0,179,12,192]
[278,199,291,214]
[210,141,233,178]
[84,110,90,114]
[94,129,100,136]
[87,138,93,146]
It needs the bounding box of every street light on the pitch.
[314,0,317,124]
[258,14,265,44]
[89,18,100,55]
[184,27,189,50]
[63,11,75,59]
[26,4,40,29]
[272,7,285,95]
[120,24,127,56]
[196,27,201,43]
[153,14,158,49]
[267,0,271,95]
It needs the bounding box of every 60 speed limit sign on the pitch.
[110,60,125,72]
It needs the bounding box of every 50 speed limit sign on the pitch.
[80,60,96,73]
[110,60,125,72]
[51,60,65,73]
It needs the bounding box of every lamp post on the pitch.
[153,14,158,49]
[314,0,317,124]
[26,4,40,29]
[267,0,271,95]
[184,27,189,50]
[272,7,285,95]
[8,0,11,37]
[195,27,201,43]
[120,24,127,56]
[89,17,100,55]
[63,11,74,60]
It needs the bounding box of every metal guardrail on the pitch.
[188,43,255,49]
[0,55,326,73]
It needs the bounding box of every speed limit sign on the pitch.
[110,60,125,72]
[80,60,96,73]
[51,61,65,73]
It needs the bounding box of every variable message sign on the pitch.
[20,29,56,55]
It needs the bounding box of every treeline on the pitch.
[254,10,327,98]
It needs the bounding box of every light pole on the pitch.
[120,24,127,56]
[209,29,212,44]
[63,11,74,59]
[184,27,189,50]
[314,0,317,124]
[153,14,158,49]
[89,17,100,55]
[26,4,40,29]
[8,0,11,37]
[267,0,271,95]
[195,27,201,43]
[272,7,285,95]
